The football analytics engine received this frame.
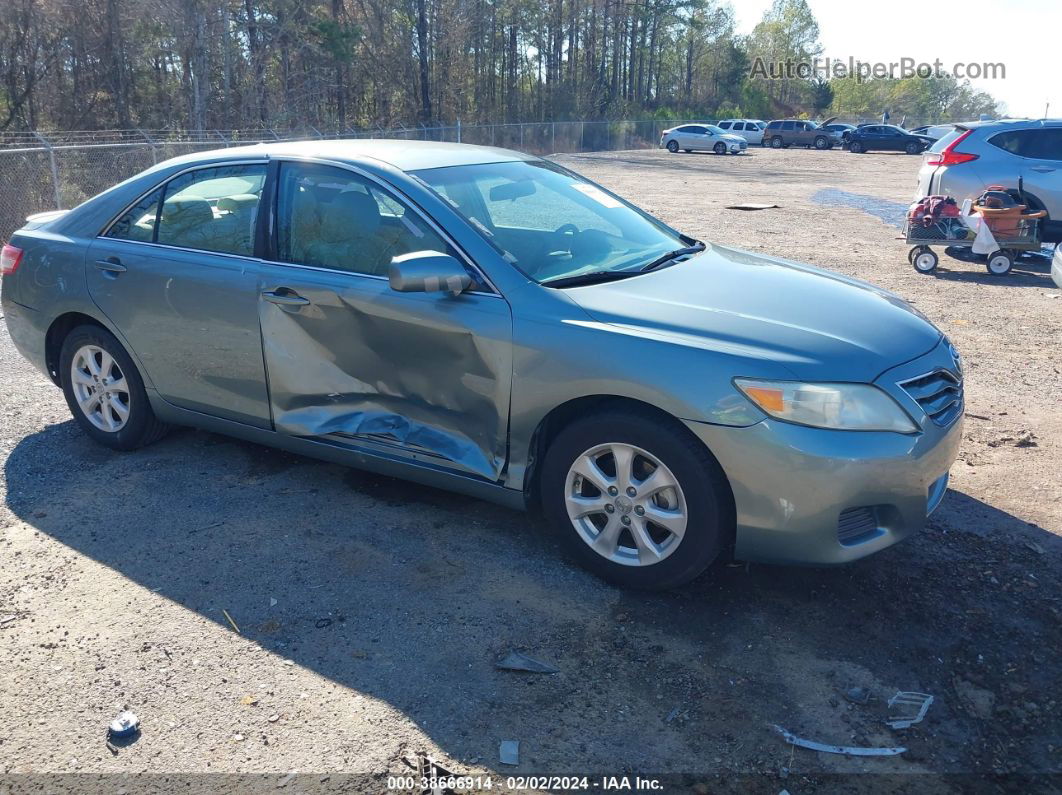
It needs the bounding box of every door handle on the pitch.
[261,290,310,306]
[94,258,127,273]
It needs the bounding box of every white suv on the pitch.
[717,119,766,146]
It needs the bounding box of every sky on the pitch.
[732,0,1061,118]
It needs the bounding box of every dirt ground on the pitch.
[1,146,1060,793]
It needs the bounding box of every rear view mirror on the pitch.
[489,179,535,203]
[389,251,473,296]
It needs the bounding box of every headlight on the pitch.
[734,378,918,433]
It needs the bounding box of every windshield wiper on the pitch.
[541,270,642,288]
[639,242,706,273]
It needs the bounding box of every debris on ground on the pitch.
[107,710,141,739]
[222,609,240,633]
[843,686,873,705]
[885,692,934,729]
[499,740,520,765]
[315,618,333,628]
[665,706,689,723]
[770,724,906,756]
[1014,431,1038,448]
[495,650,559,674]
[725,203,779,211]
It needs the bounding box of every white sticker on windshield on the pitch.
[570,183,622,208]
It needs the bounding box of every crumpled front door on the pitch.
[257,263,513,481]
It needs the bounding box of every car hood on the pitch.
[562,244,942,382]
[721,133,745,143]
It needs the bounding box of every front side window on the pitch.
[154,164,266,255]
[413,159,688,285]
[276,162,453,278]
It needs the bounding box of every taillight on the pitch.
[924,129,978,166]
[0,244,23,276]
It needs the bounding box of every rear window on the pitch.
[718,122,731,129]
[929,128,968,153]
[766,121,780,130]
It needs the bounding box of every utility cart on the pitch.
[904,215,1043,276]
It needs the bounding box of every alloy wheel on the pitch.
[564,442,687,567]
[70,344,131,432]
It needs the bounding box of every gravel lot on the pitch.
[1,146,1060,792]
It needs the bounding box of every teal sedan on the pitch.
[1,140,962,588]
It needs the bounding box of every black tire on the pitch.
[714,142,726,155]
[986,250,1013,276]
[849,141,864,153]
[770,136,783,148]
[910,246,938,273]
[666,139,679,153]
[59,324,169,451]
[905,141,920,155]
[540,407,732,590]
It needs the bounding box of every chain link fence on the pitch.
[0,120,690,242]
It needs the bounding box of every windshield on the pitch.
[412,160,689,284]
[705,125,727,135]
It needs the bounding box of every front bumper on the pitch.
[684,340,964,565]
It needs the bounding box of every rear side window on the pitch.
[718,122,731,129]
[105,188,163,242]
[733,123,745,131]
[781,121,794,131]
[990,129,1062,160]
[156,165,266,256]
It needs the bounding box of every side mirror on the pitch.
[389,251,473,296]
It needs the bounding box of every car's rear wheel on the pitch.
[849,141,864,153]
[770,136,784,148]
[666,140,679,153]
[59,325,169,451]
[905,141,921,155]
[714,142,726,155]
[540,408,730,589]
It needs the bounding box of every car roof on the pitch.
[155,138,535,173]
[957,118,1062,131]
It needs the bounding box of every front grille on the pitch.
[899,369,963,426]
[838,507,879,545]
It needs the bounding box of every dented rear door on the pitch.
[257,160,513,481]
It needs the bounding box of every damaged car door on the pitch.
[257,160,513,481]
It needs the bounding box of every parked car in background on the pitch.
[2,139,962,589]
[1052,244,1062,288]
[822,123,858,146]
[717,119,765,146]
[660,124,748,154]
[848,125,934,154]
[763,118,842,150]
[909,124,955,141]
[916,119,1062,242]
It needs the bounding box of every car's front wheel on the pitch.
[59,324,169,451]
[814,136,830,150]
[714,142,726,155]
[541,408,731,589]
